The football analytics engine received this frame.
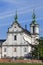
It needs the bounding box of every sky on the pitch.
[0,0,43,39]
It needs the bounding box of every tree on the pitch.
[32,45,39,59]
[32,37,43,60]
[38,37,43,60]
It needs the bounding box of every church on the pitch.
[0,11,39,59]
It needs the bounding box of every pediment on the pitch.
[8,22,23,33]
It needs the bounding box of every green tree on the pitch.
[38,37,43,60]
[32,45,39,59]
[32,37,43,60]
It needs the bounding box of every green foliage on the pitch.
[38,38,43,59]
[31,37,43,60]
[0,63,43,65]
[32,45,39,59]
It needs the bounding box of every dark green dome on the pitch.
[30,9,38,25]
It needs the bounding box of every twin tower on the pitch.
[30,11,39,39]
[15,10,39,39]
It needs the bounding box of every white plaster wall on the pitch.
[23,33,31,44]
[7,34,23,45]
[0,47,1,54]
[30,27,33,34]
[2,32,32,58]
[12,47,17,57]
[9,23,22,32]
[0,47,1,58]
[2,22,33,58]
[7,47,13,57]
[0,54,1,58]
[35,35,39,39]
[8,34,13,45]
[17,47,20,57]
[2,46,7,58]
[35,27,39,34]
[28,46,32,53]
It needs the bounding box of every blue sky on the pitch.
[0,0,43,39]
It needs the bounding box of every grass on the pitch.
[0,63,43,65]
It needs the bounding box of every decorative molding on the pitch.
[2,45,30,46]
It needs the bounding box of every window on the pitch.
[14,48,16,52]
[4,54,6,58]
[24,48,27,52]
[4,48,6,52]
[14,35,17,40]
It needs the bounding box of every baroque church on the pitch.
[0,11,39,59]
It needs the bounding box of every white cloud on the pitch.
[0,6,32,15]
[0,8,32,19]
[0,3,43,19]
[0,4,34,19]
[0,13,15,19]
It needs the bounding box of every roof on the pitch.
[30,21,39,25]
[8,21,31,36]
[30,10,39,25]
[0,39,6,46]
[14,22,31,35]
[0,39,6,42]
[22,28,31,35]
[8,12,31,36]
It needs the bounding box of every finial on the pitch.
[32,9,36,19]
[14,10,18,22]
[32,9,36,24]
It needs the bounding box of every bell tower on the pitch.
[30,10,39,39]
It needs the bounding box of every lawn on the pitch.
[0,63,43,65]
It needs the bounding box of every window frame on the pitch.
[14,48,16,52]
[24,48,27,52]
[4,54,6,58]
[4,48,6,52]
[14,35,17,40]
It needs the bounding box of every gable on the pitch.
[7,21,31,37]
[8,22,23,33]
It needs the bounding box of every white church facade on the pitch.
[0,12,39,59]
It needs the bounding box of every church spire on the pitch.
[14,10,18,23]
[32,9,36,24]
[30,9,39,36]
